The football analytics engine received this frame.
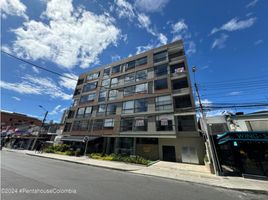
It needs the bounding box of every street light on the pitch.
[31,105,48,150]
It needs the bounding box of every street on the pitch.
[1,151,267,200]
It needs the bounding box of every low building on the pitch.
[62,40,205,164]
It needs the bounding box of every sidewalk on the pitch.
[3,148,268,194]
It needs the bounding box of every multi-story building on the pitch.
[62,40,205,164]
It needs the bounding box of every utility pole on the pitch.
[192,66,220,175]
[31,106,48,150]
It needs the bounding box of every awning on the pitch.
[61,136,100,142]
[217,131,268,145]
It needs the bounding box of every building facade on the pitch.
[62,40,205,164]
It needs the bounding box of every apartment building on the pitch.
[63,40,205,164]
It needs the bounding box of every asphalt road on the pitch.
[0,151,266,200]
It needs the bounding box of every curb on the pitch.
[131,172,268,195]
[25,153,140,172]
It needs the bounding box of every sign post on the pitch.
[83,136,89,157]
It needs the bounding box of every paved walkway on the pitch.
[2,148,268,194]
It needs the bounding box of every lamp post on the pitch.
[31,105,48,150]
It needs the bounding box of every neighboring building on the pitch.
[0,110,42,131]
[62,40,205,164]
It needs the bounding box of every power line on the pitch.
[1,50,78,81]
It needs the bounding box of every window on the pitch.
[120,117,133,132]
[112,65,120,74]
[76,107,85,118]
[170,62,185,74]
[155,95,173,111]
[136,70,147,81]
[135,57,147,66]
[84,107,92,117]
[177,116,196,131]
[174,95,192,108]
[111,77,119,87]
[102,79,110,87]
[169,50,184,61]
[124,73,135,83]
[154,64,168,76]
[97,104,106,116]
[109,90,118,100]
[123,100,134,114]
[172,78,188,90]
[98,90,107,102]
[106,104,117,115]
[124,86,135,96]
[156,115,173,131]
[67,110,75,119]
[154,78,168,90]
[153,51,167,63]
[80,93,96,103]
[83,82,97,93]
[93,119,104,131]
[73,99,78,106]
[74,88,81,96]
[104,119,114,128]
[77,78,84,85]
[87,72,99,81]
[133,117,148,131]
[103,68,110,78]
[125,61,135,71]
[64,123,72,132]
[72,120,89,131]
[135,83,148,93]
[135,99,148,112]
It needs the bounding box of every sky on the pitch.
[1,0,268,121]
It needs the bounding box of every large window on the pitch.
[136,70,147,81]
[121,117,148,132]
[155,95,173,111]
[72,120,89,131]
[98,90,107,102]
[84,107,92,117]
[153,51,167,63]
[156,115,173,131]
[124,73,135,84]
[104,119,114,128]
[177,115,196,131]
[97,104,106,116]
[112,65,120,74]
[77,78,84,85]
[172,77,188,90]
[120,118,133,132]
[169,50,184,61]
[135,99,148,112]
[170,62,185,74]
[154,64,168,76]
[103,68,110,78]
[124,86,135,96]
[135,83,148,93]
[76,107,85,118]
[111,77,119,87]
[102,79,110,88]
[64,123,72,132]
[125,61,135,71]
[109,90,118,100]
[122,100,134,114]
[87,72,99,81]
[174,95,192,108]
[106,103,117,115]
[135,57,147,66]
[80,93,96,103]
[122,99,148,113]
[154,78,168,90]
[83,81,97,93]
[93,119,104,131]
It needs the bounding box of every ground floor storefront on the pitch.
[62,135,205,164]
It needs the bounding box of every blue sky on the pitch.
[1,0,268,121]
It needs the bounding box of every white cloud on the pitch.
[32,66,40,74]
[246,0,259,8]
[186,41,196,55]
[0,74,73,100]
[254,39,263,45]
[135,0,169,13]
[195,99,213,106]
[136,44,154,54]
[158,33,168,45]
[211,17,257,34]
[172,19,188,33]
[211,34,229,49]
[11,0,121,69]
[58,73,78,90]
[12,96,21,101]
[228,91,242,96]
[49,105,62,115]
[111,54,121,62]
[114,0,135,20]
[0,0,28,19]
[1,44,12,54]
